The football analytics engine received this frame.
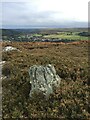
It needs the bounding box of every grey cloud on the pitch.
[1,2,87,28]
[2,2,63,27]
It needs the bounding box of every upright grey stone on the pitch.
[29,64,61,98]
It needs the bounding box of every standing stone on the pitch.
[29,64,61,98]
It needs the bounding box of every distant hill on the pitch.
[2,28,88,36]
[1,28,88,42]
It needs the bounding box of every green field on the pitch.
[44,32,88,40]
[2,28,89,42]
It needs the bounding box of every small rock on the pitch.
[0,61,5,65]
[3,46,19,52]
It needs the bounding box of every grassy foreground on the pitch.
[2,41,89,119]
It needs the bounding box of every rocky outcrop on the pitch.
[3,46,19,52]
[0,61,5,65]
[29,64,61,98]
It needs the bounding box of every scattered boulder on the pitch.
[0,61,5,65]
[29,64,61,98]
[3,46,19,52]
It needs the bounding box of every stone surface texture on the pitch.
[29,64,61,97]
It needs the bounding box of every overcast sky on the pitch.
[1,0,89,28]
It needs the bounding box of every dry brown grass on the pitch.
[2,41,89,119]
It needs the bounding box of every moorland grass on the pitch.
[2,41,89,119]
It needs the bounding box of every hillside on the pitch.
[2,41,89,119]
[2,28,88,42]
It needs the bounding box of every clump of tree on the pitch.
[78,32,90,37]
